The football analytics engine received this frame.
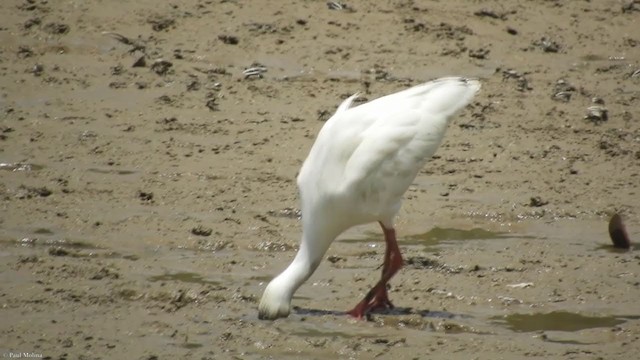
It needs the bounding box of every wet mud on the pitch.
[1,0,639,359]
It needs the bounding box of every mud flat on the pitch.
[1,0,639,358]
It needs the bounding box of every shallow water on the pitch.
[148,271,222,286]
[492,311,633,332]
[340,226,537,252]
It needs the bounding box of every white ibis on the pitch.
[258,77,481,320]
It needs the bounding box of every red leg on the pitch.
[348,222,403,319]
[368,284,393,310]
[369,224,399,310]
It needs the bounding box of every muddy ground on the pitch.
[1,0,640,359]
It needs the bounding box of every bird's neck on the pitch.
[272,219,342,302]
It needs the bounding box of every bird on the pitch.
[258,77,481,320]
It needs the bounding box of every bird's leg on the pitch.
[347,223,403,319]
[368,223,399,310]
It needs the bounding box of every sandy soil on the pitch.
[1,0,639,359]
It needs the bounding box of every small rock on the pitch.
[218,34,239,45]
[17,185,52,199]
[243,65,267,79]
[191,225,213,237]
[468,48,490,59]
[43,22,70,35]
[151,59,172,75]
[552,79,576,102]
[132,56,146,68]
[205,98,218,111]
[48,247,69,256]
[156,95,174,105]
[473,9,505,20]
[111,65,125,75]
[148,16,175,32]
[622,1,640,13]
[267,207,302,219]
[198,239,230,251]
[502,69,532,92]
[23,17,41,30]
[609,213,631,249]
[137,190,154,202]
[17,46,34,59]
[250,241,295,252]
[186,78,200,91]
[535,37,560,53]
[18,255,39,263]
[31,64,44,77]
[90,267,120,280]
[109,81,127,89]
[529,196,548,207]
[327,1,349,11]
[61,338,73,348]
[585,105,608,123]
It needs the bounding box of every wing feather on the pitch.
[298,77,480,219]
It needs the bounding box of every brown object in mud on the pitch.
[608,213,631,249]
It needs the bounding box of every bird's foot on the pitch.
[368,292,394,311]
[346,306,367,320]
[346,288,394,319]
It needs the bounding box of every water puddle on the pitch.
[492,311,634,332]
[148,272,221,286]
[406,227,528,246]
[0,162,44,172]
[33,228,55,235]
[292,307,467,320]
[0,235,99,250]
[286,307,485,336]
[579,54,627,62]
[250,274,273,283]
[542,338,596,345]
[341,227,533,251]
[287,322,380,339]
[87,167,138,175]
[292,327,370,338]
[593,244,636,253]
[176,342,203,349]
[0,233,140,260]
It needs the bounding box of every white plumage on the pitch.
[259,77,481,320]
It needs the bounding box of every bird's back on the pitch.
[298,77,480,226]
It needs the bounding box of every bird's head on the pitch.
[258,277,292,320]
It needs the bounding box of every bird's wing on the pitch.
[297,94,369,191]
[339,78,480,215]
[298,77,479,217]
[338,108,439,216]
